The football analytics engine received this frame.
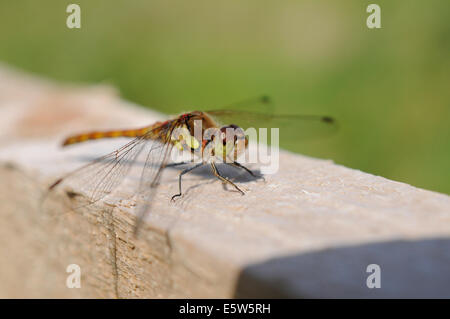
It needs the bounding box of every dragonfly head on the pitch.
[217,124,248,160]
[219,124,247,144]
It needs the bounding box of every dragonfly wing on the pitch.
[205,110,338,141]
[207,95,274,114]
[48,122,173,210]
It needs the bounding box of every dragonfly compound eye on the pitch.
[220,124,245,144]
[217,125,248,160]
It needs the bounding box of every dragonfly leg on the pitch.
[171,163,204,201]
[225,161,265,181]
[210,162,245,195]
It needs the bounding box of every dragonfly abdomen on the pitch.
[61,123,164,146]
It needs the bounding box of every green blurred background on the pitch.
[0,0,449,193]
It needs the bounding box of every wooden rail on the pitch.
[0,65,449,298]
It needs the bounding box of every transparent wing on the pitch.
[205,110,338,141]
[47,121,175,210]
[206,95,274,114]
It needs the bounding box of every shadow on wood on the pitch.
[234,238,450,298]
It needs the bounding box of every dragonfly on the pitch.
[47,96,336,234]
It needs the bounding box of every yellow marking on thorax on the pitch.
[170,124,200,151]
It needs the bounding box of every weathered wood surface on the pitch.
[0,65,449,298]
